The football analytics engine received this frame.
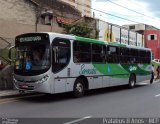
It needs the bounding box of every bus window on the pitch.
[14,33,51,76]
[52,38,70,73]
[146,51,151,63]
[92,43,106,63]
[73,41,91,63]
[130,49,138,64]
[14,45,50,74]
[139,50,146,63]
[107,46,119,63]
[120,47,129,63]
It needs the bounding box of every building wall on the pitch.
[0,18,63,48]
[61,0,91,17]
[0,0,81,49]
[122,24,158,32]
[145,30,160,59]
[84,0,91,16]
[0,0,37,25]
[61,0,77,7]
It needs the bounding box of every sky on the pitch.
[92,0,160,28]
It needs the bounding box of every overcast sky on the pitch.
[92,0,160,28]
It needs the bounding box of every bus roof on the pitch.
[17,32,151,51]
[75,36,151,51]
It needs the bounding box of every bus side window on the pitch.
[107,46,119,63]
[73,41,91,63]
[52,38,71,73]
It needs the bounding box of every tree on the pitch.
[63,21,94,38]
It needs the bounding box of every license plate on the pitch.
[21,85,28,89]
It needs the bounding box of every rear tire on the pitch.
[73,78,85,98]
[128,74,136,89]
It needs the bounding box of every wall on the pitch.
[0,18,63,48]
[145,30,160,59]
[97,20,144,47]
[0,65,13,90]
[0,0,37,25]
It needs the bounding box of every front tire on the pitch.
[73,79,85,98]
[128,74,136,89]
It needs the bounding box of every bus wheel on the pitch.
[73,79,85,98]
[128,74,136,89]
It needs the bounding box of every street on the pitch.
[0,80,160,119]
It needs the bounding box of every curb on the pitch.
[0,91,38,99]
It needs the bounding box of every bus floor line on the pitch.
[63,116,92,124]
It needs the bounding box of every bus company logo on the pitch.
[79,64,97,75]
[107,66,111,73]
[129,66,137,71]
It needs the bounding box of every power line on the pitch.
[60,0,159,27]
[106,0,158,20]
[74,1,142,24]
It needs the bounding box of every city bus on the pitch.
[11,32,152,97]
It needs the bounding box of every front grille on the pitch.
[19,85,34,90]
[17,79,37,83]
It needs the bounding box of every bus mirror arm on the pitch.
[8,46,15,62]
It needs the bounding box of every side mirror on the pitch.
[8,46,15,62]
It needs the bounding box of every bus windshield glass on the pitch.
[14,33,50,76]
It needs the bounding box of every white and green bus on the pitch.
[12,32,152,97]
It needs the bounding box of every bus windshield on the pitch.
[14,33,51,76]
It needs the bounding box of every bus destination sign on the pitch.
[19,36,42,42]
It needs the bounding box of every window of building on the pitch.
[129,26,135,30]
[151,35,155,40]
[148,34,157,40]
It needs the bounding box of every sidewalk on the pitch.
[0,90,20,98]
[0,90,35,99]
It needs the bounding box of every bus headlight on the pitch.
[36,75,49,84]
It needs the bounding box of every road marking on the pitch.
[155,94,160,97]
[0,94,44,105]
[64,116,92,124]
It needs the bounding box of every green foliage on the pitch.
[63,21,93,38]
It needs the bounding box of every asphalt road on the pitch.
[0,80,160,120]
